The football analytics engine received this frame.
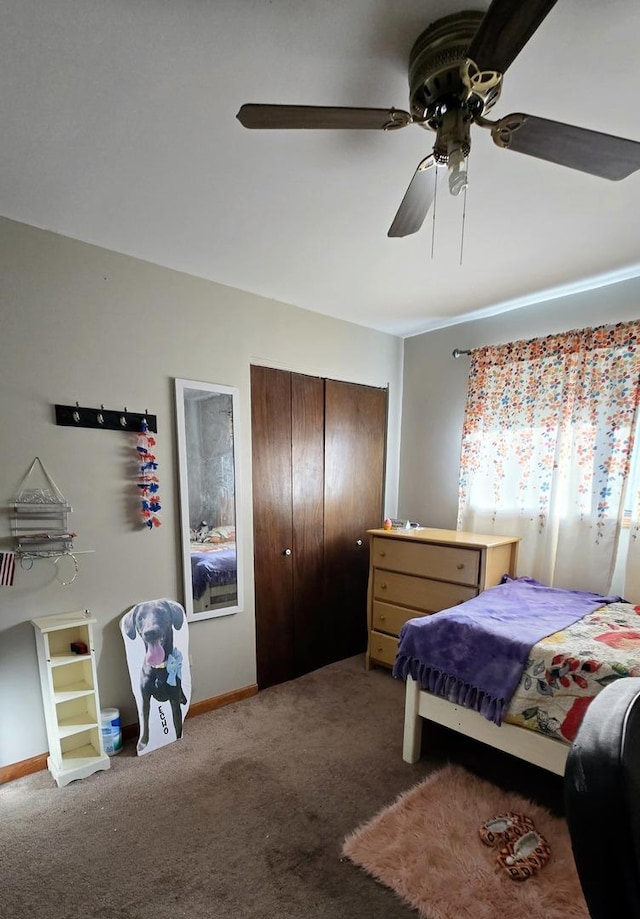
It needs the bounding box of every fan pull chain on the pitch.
[459,159,469,266]
[431,164,439,259]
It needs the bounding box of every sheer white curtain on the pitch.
[457,321,640,599]
[623,415,640,602]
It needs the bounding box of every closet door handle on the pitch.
[356,539,363,547]
[283,548,292,556]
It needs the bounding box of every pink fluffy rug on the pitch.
[342,765,589,919]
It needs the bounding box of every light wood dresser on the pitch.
[365,527,520,669]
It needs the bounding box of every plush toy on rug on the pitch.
[120,599,191,756]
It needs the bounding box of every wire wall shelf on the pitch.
[11,458,76,558]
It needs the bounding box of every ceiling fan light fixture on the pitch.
[433,106,471,196]
[447,147,468,196]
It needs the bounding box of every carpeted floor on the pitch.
[0,656,567,919]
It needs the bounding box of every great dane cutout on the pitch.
[121,599,191,755]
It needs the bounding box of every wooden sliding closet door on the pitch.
[251,366,294,689]
[251,366,387,687]
[323,380,387,664]
[251,366,324,688]
[290,373,325,677]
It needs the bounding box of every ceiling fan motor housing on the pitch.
[408,10,501,130]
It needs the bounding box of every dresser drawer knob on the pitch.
[378,551,386,558]
[457,563,464,570]
[379,615,386,621]
[380,583,387,590]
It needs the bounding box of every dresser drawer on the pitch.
[373,569,477,611]
[372,601,431,637]
[368,630,398,667]
[371,537,480,585]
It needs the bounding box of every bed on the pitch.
[189,525,237,612]
[395,577,639,775]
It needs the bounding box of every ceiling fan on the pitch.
[237,0,640,238]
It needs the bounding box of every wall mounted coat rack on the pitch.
[55,404,157,433]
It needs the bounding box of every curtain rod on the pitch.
[452,349,471,359]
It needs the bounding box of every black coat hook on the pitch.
[55,404,157,433]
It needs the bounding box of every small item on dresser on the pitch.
[70,640,88,654]
[383,518,393,531]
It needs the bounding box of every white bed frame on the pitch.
[402,676,569,776]
[193,582,237,613]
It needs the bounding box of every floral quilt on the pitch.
[504,601,640,742]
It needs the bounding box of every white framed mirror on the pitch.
[175,378,243,621]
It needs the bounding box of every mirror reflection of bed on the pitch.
[190,523,237,613]
[175,378,243,621]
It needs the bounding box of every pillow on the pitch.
[204,526,235,543]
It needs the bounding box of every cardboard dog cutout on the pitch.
[121,599,191,756]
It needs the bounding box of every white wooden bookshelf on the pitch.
[31,611,110,787]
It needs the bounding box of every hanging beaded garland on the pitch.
[137,420,161,528]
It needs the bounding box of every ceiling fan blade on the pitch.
[236,104,412,130]
[492,113,640,180]
[467,0,557,74]
[388,157,440,238]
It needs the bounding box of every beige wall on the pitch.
[0,217,404,768]
[399,278,640,530]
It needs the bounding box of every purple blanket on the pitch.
[393,576,621,725]
[191,547,237,600]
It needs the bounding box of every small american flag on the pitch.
[0,551,16,587]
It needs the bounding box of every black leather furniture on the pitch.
[565,677,640,918]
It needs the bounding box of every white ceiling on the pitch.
[2,0,640,337]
